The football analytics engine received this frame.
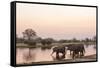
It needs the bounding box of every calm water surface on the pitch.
[16,45,96,64]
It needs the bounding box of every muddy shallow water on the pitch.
[16,45,96,64]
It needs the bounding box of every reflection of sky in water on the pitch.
[16,45,96,64]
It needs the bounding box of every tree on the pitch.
[58,39,67,43]
[27,40,36,45]
[72,38,79,42]
[35,37,42,43]
[41,38,53,45]
[41,39,46,45]
[22,28,36,40]
[85,38,90,42]
[93,36,96,42]
[22,28,37,45]
[46,41,52,45]
[45,38,54,45]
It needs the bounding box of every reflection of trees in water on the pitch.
[23,48,35,61]
[93,45,96,49]
[85,44,89,48]
[85,44,96,50]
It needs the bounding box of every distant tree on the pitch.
[16,35,24,43]
[16,34,24,43]
[47,41,52,45]
[22,28,36,41]
[72,38,78,42]
[22,28,37,45]
[85,38,90,42]
[81,39,85,42]
[41,39,46,45]
[41,38,53,45]
[35,37,42,43]
[92,36,96,42]
[27,40,36,45]
[58,39,67,43]
[45,38,52,45]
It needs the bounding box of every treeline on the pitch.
[16,28,96,46]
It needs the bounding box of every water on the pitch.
[16,44,96,64]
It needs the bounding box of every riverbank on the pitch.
[16,42,96,48]
[17,54,96,65]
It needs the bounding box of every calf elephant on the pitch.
[51,46,66,58]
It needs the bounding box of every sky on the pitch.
[16,3,96,40]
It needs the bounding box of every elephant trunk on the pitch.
[65,47,68,54]
[51,51,54,56]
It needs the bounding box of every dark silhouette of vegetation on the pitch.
[22,28,37,45]
[27,40,36,45]
[45,38,53,45]
[35,37,42,43]
[92,36,96,42]
[41,39,47,45]
[58,38,80,43]
[58,39,67,43]
[23,28,36,40]
[41,38,54,45]
[16,28,96,49]
[72,38,80,42]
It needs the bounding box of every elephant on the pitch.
[66,44,85,59]
[66,44,73,55]
[51,46,66,58]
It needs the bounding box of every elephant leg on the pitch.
[75,51,79,58]
[80,52,82,57]
[72,51,75,59]
[56,52,60,59]
[77,52,80,58]
[70,50,71,55]
[62,52,66,58]
[56,52,59,57]
[80,51,84,57]
[79,52,81,58]
[81,51,84,56]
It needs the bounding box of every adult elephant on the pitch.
[66,44,73,55]
[66,43,85,59]
[51,46,66,58]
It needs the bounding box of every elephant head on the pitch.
[51,46,67,58]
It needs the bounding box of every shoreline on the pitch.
[16,54,96,65]
[16,42,96,48]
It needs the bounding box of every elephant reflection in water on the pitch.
[51,46,66,60]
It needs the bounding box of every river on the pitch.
[16,44,96,64]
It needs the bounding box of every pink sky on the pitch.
[16,3,96,40]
